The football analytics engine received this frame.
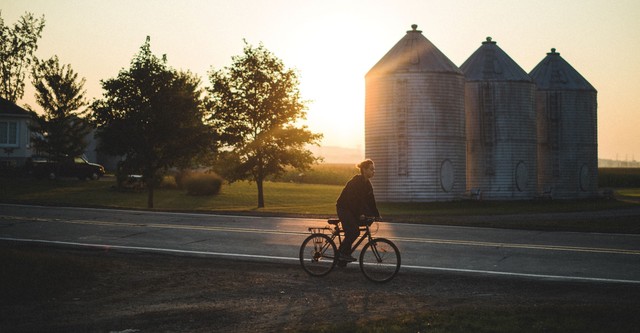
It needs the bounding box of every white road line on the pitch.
[0,237,296,262]
[0,215,308,235]
[2,237,639,285]
[3,202,640,238]
[392,236,640,255]
[3,214,638,256]
[401,264,640,285]
[0,203,263,219]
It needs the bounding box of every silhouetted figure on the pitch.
[336,159,381,262]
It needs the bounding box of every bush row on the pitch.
[154,164,357,195]
[173,171,223,196]
[598,168,640,188]
[150,171,223,196]
[268,163,357,185]
[131,166,640,196]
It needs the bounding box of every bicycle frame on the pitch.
[341,225,373,254]
[308,222,373,257]
[301,218,401,282]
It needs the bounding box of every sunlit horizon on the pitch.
[3,0,640,162]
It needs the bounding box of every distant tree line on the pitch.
[598,168,640,188]
[1,12,322,208]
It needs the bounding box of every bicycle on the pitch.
[299,217,401,283]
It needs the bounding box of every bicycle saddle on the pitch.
[327,219,340,225]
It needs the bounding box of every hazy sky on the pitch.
[3,0,639,161]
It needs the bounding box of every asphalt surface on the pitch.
[1,203,639,284]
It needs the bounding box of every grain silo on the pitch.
[365,25,466,201]
[461,37,537,200]
[530,48,598,199]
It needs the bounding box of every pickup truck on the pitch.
[31,156,105,180]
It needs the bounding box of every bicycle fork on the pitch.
[368,242,385,263]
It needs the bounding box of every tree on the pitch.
[0,11,45,102]
[91,37,216,208]
[29,55,91,159]
[208,41,322,208]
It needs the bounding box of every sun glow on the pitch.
[283,12,386,150]
[3,0,640,162]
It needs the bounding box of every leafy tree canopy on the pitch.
[208,40,322,208]
[0,11,45,102]
[29,55,91,159]
[91,37,217,208]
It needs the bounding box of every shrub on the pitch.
[182,172,223,196]
[159,175,178,189]
[173,169,191,190]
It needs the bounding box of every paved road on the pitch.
[1,203,639,284]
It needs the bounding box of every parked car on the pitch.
[30,156,105,180]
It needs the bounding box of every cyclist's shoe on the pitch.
[339,253,357,262]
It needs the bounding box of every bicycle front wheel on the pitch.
[299,233,337,276]
[359,238,401,283]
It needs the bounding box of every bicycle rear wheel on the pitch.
[299,233,337,276]
[359,238,401,283]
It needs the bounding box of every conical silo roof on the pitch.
[529,48,596,91]
[366,24,462,76]
[460,37,531,82]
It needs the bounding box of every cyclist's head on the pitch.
[357,159,375,178]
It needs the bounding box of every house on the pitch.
[1,96,107,171]
[0,97,34,168]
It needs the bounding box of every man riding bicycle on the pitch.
[336,159,381,262]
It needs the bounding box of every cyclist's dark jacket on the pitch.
[336,174,380,218]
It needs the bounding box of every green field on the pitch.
[599,167,640,188]
[0,176,341,214]
[1,169,639,233]
[0,174,635,215]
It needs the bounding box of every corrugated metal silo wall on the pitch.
[366,72,466,202]
[466,81,538,199]
[536,90,598,198]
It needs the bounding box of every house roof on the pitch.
[0,96,32,117]
[366,24,462,77]
[460,37,532,82]
[529,48,596,91]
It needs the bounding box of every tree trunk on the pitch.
[147,183,154,209]
[145,168,155,209]
[257,177,265,208]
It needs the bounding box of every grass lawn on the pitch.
[616,188,640,198]
[1,175,639,233]
[0,176,342,214]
